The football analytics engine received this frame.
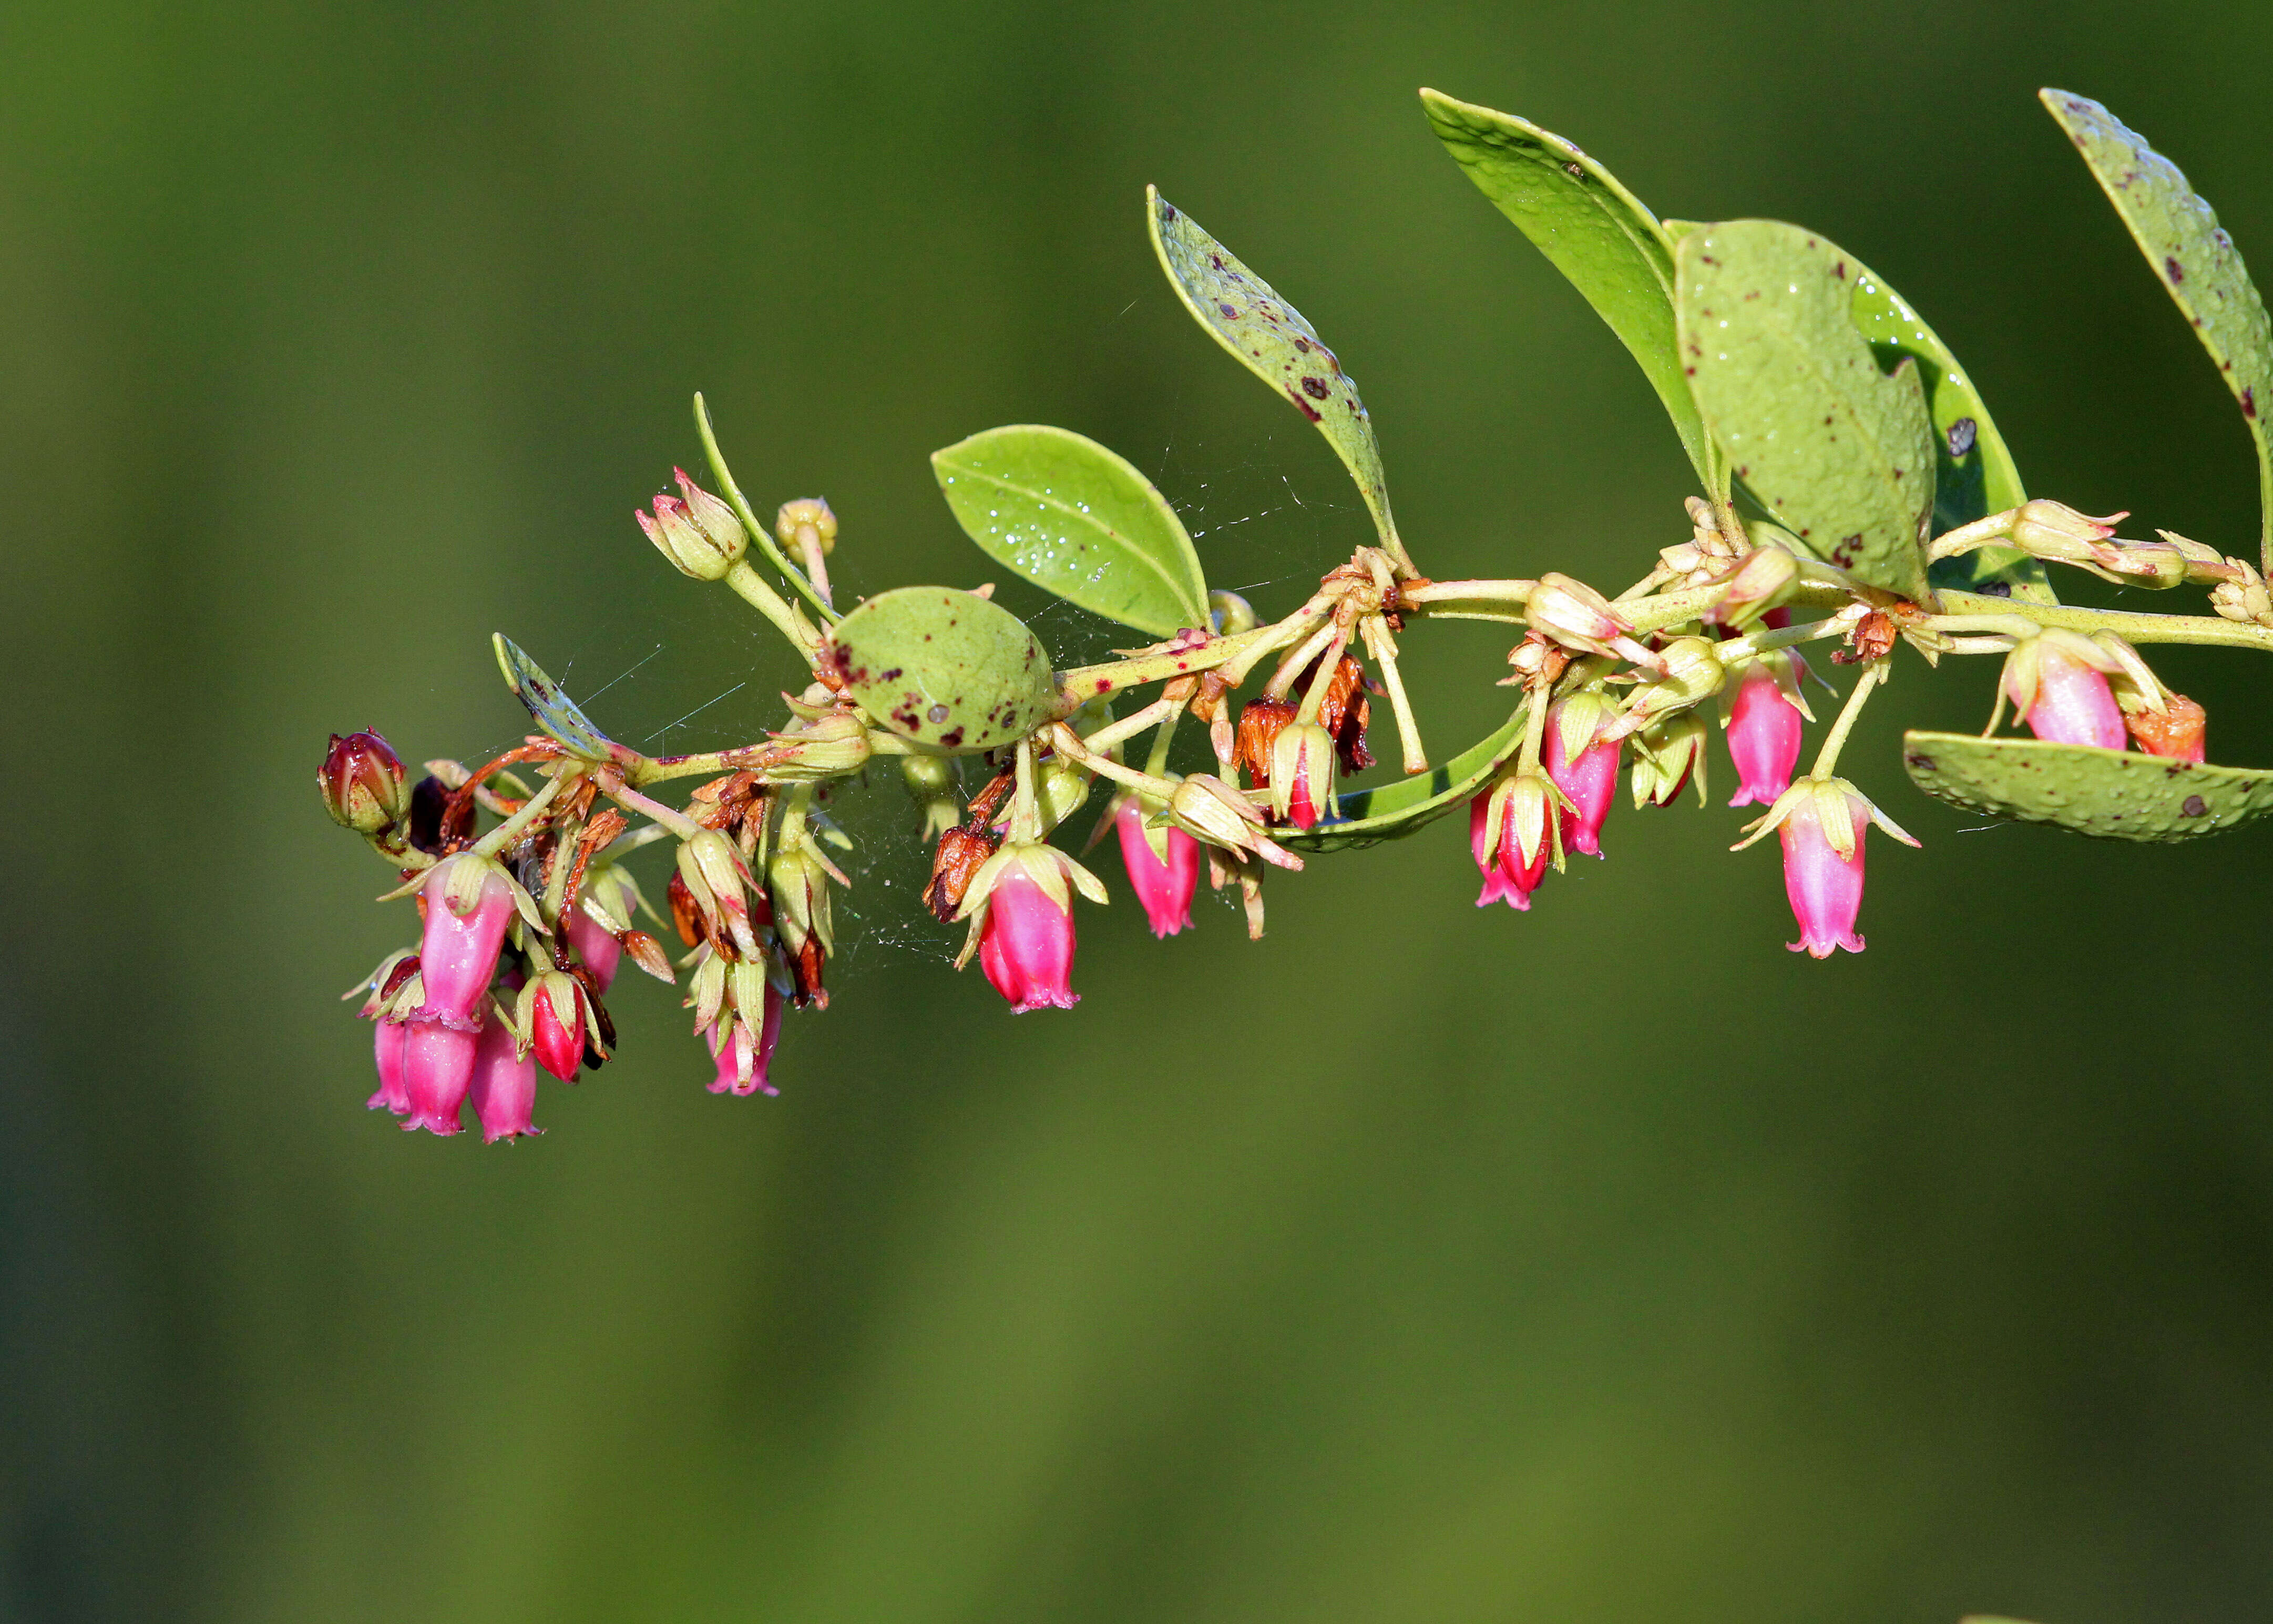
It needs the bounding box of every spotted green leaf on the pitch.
[829,587,1057,755]
[1275,704,1528,851]
[930,424,1207,639]
[1147,187,1404,565]
[1676,221,1934,599]
[1422,90,1725,499]
[1901,729,2273,841]
[494,635,623,763]
[2042,89,2273,570]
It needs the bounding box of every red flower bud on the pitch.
[526,972,589,1082]
[1469,779,1551,911]
[2126,692,2207,762]
[320,730,408,837]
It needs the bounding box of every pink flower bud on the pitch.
[528,973,588,1082]
[1115,797,1201,938]
[709,975,784,1097]
[417,856,515,1024]
[1725,661,1806,807]
[2020,640,2126,749]
[368,1018,411,1115]
[400,1017,478,1136]
[565,902,621,991]
[1779,791,1869,958]
[1543,700,1619,857]
[978,867,1079,1011]
[468,1013,540,1143]
[1469,786,1549,911]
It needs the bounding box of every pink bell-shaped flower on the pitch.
[1779,791,1869,958]
[468,1012,540,1142]
[1543,698,1619,857]
[368,1018,411,1115]
[1114,796,1200,938]
[417,856,516,1025]
[2000,630,2126,750]
[1725,657,1808,807]
[400,1017,479,1136]
[2021,640,2125,749]
[1469,774,1553,911]
[1735,776,1919,960]
[978,867,1080,1011]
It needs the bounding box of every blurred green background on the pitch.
[9,2,2273,1619]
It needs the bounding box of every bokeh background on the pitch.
[8,2,2273,1619]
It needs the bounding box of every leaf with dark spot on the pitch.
[2043,90,2273,568]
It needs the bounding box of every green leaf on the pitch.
[1421,90,1724,499]
[1146,187,1404,564]
[930,424,1208,639]
[2042,89,2273,570]
[1901,729,2273,842]
[829,587,1058,755]
[1846,258,2055,604]
[494,635,622,762]
[1675,220,1935,599]
[1275,705,1527,851]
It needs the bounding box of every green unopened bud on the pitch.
[1209,589,1258,636]
[768,844,836,959]
[1037,750,1091,833]
[639,475,746,581]
[678,830,759,958]
[1709,544,1799,628]
[765,709,873,782]
[900,754,961,840]
[1629,713,1710,809]
[1608,636,1723,737]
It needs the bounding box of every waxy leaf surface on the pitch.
[1424,90,1724,498]
[931,425,1207,639]
[1845,257,2053,603]
[1148,188,1400,557]
[1276,705,1528,851]
[495,635,621,761]
[1902,729,2273,841]
[1676,221,1934,600]
[2043,89,2273,567]
[830,587,1057,755]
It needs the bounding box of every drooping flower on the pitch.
[400,1017,480,1136]
[417,855,517,1026]
[707,959,784,1097]
[1724,653,1810,808]
[1469,771,1556,911]
[1733,777,1919,959]
[369,1018,411,1116]
[956,842,1107,1012]
[2001,630,2125,750]
[1543,696,1619,857]
[468,1012,540,1142]
[1114,794,1200,938]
